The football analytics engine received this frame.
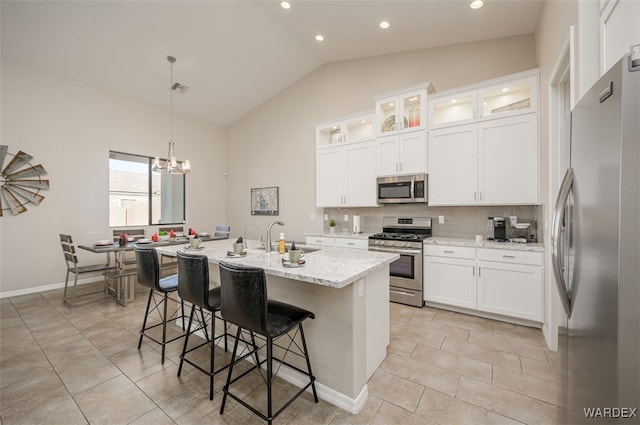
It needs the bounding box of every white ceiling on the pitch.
[1,0,543,126]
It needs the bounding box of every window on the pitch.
[108,151,185,227]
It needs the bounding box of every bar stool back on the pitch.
[135,247,185,364]
[176,251,232,400]
[218,261,318,424]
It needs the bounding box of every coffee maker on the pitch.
[486,217,506,241]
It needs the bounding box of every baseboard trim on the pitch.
[0,277,104,299]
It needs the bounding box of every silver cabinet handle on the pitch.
[390,289,415,297]
[443,250,454,254]
[551,168,574,316]
[502,255,516,259]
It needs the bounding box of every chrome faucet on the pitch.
[265,221,285,253]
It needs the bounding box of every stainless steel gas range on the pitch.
[368,217,431,307]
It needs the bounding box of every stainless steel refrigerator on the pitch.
[551,53,639,423]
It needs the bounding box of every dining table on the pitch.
[78,235,227,305]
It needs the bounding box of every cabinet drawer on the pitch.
[476,248,542,266]
[424,245,475,259]
[305,236,335,247]
[334,238,368,250]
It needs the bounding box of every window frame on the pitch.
[108,150,186,227]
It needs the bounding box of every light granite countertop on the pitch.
[156,239,398,289]
[425,236,545,252]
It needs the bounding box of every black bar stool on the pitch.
[134,247,186,364]
[218,261,318,424]
[176,251,234,400]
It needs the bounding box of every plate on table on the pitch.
[226,251,247,258]
[95,240,114,246]
[199,232,210,238]
[282,258,305,268]
[136,239,153,244]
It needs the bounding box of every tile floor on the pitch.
[0,283,563,424]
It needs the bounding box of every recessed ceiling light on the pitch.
[470,0,484,9]
[451,99,457,103]
[315,34,324,42]
[501,87,509,92]
[379,21,390,29]
[280,1,291,9]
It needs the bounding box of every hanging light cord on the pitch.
[168,56,175,146]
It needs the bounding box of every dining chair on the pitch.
[218,261,318,424]
[158,227,183,276]
[134,246,186,364]
[60,234,116,307]
[214,225,231,239]
[176,251,234,400]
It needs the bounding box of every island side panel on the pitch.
[364,265,390,379]
[266,274,365,400]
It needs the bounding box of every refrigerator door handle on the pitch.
[551,168,574,316]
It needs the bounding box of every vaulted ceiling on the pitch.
[1,1,542,126]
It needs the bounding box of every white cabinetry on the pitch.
[316,111,374,147]
[305,236,368,250]
[376,131,427,176]
[476,248,543,322]
[316,140,377,207]
[428,113,539,205]
[375,84,434,137]
[424,245,543,323]
[424,246,476,309]
[427,125,477,204]
[428,72,538,130]
[478,114,539,204]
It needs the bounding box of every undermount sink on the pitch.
[254,243,321,253]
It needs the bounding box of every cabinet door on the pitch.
[316,147,345,207]
[478,75,538,120]
[428,91,477,129]
[478,114,539,204]
[428,125,478,205]
[399,132,427,174]
[476,261,543,322]
[376,137,401,176]
[424,256,476,308]
[344,141,377,206]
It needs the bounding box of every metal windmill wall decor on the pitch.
[0,145,49,216]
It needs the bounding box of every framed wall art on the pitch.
[250,186,279,216]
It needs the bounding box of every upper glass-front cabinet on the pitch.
[375,83,434,136]
[316,111,374,147]
[478,75,537,119]
[427,71,538,130]
[428,91,477,129]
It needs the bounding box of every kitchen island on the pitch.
[156,239,398,413]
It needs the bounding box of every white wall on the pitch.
[225,35,539,243]
[0,61,227,294]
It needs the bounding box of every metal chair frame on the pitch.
[60,234,116,307]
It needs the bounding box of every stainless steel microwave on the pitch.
[377,174,428,204]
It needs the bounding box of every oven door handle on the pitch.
[390,289,416,297]
[368,246,422,255]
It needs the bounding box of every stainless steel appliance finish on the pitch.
[486,216,506,241]
[368,217,432,307]
[551,54,639,423]
[376,174,427,204]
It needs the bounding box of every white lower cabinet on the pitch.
[305,236,368,250]
[424,245,543,323]
[424,256,476,309]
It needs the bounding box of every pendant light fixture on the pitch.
[152,56,191,174]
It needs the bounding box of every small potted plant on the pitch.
[329,219,337,234]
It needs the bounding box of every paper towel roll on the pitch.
[352,215,361,234]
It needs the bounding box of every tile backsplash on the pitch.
[323,204,542,241]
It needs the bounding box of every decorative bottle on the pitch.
[278,233,286,254]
